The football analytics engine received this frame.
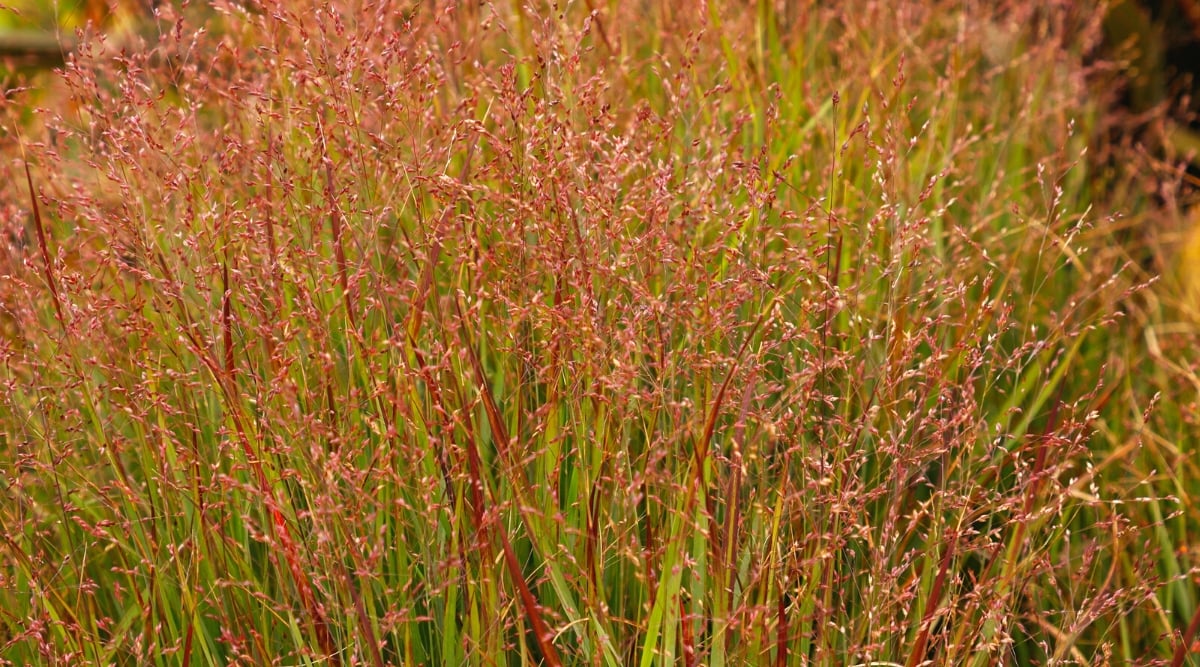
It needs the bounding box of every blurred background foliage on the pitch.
[0,0,147,75]
[0,0,148,33]
[1099,1,1200,317]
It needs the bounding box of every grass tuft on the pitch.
[0,1,1196,665]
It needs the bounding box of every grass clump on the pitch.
[0,1,1184,665]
